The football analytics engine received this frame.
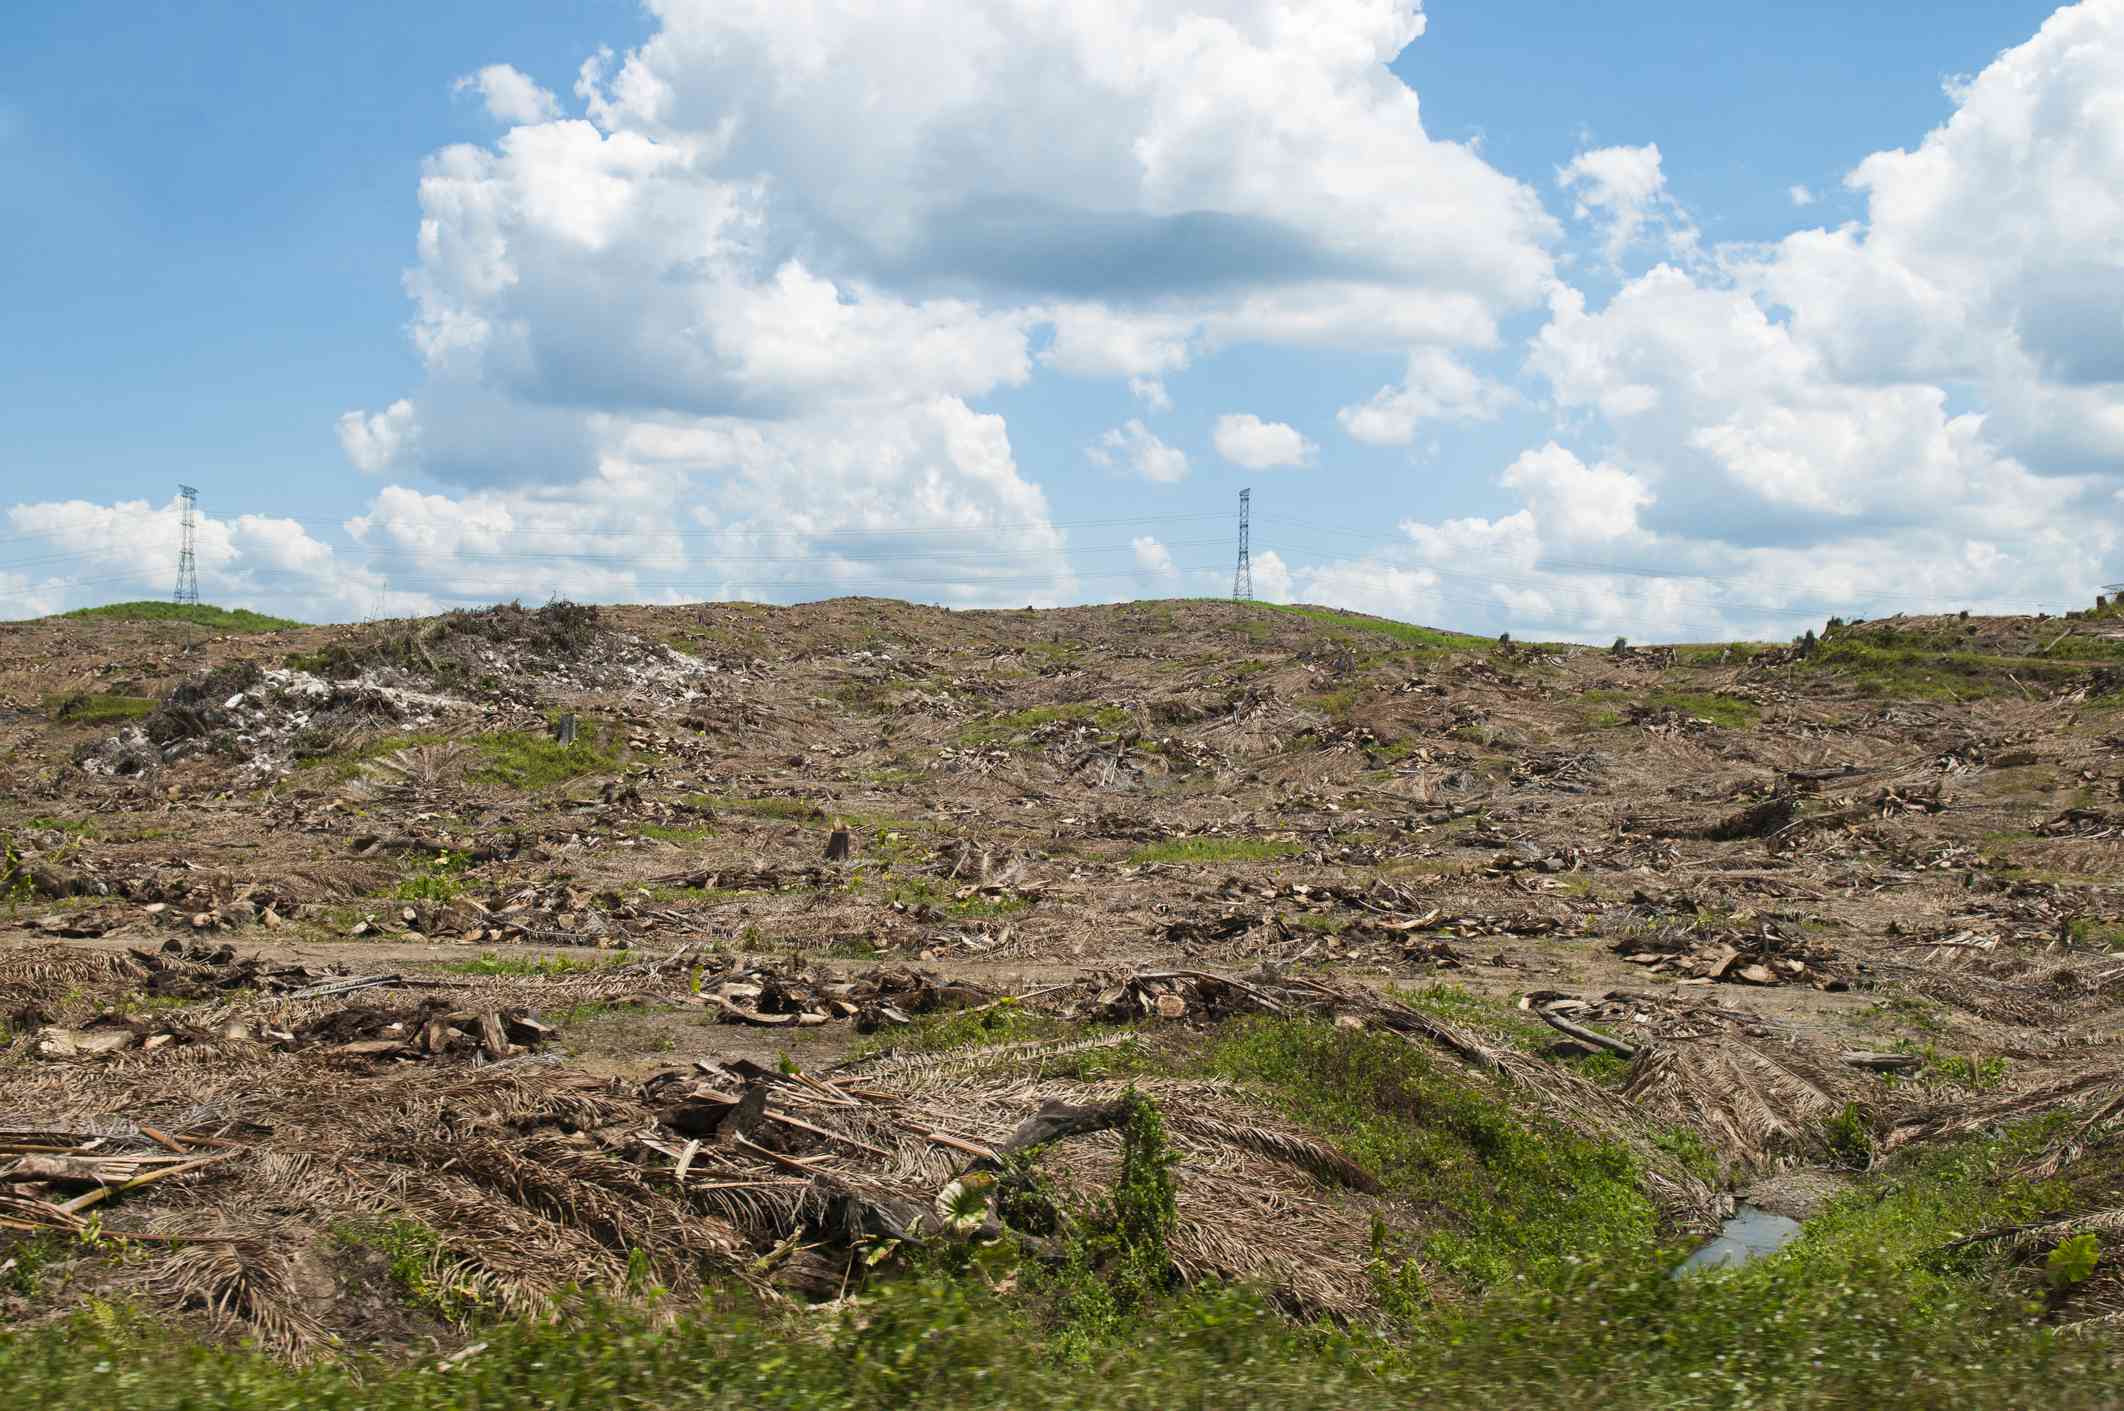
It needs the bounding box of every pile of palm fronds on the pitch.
[1,1008,1397,1353]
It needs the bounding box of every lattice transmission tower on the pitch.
[1232,488,1252,602]
[172,484,200,605]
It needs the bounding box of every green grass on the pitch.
[440,951,632,978]
[330,1219,489,1325]
[1127,837,1303,865]
[19,817,96,839]
[1397,984,1553,1052]
[1206,1018,1657,1291]
[889,878,1031,919]
[0,1037,2117,1411]
[467,731,619,790]
[2066,918,2124,950]
[3,1253,2114,1411]
[1582,688,1762,730]
[43,692,157,725]
[637,823,715,845]
[1800,634,2085,699]
[848,1000,1072,1061]
[958,702,1132,747]
[1249,603,1488,654]
[45,601,304,632]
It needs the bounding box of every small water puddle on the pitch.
[1676,1204,1802,1276]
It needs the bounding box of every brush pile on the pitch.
[1610,927,1845,988]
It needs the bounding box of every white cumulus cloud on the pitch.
[1089,419,1188,484]
[1132,535,1178,577]
[1338,347,1515,445]
[335,399,418,475]
[454,64,562,125]
[1556,143,1696,267]
[1212,413,1315,470]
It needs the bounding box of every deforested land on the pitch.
[3,595,2123,1409]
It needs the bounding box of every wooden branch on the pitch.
[1533,1004,1638,1059]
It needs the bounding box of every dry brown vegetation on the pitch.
[3,596,2124,1361]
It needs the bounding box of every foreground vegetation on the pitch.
[0,1138,2109,1411]
[3,1018,2114,1410]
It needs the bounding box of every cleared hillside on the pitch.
[2,596,2121,1406]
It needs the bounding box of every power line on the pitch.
[0,509,1233,551]
[0,535,1234,579]
[15,560,1232,599]
[1232,488,1251,603]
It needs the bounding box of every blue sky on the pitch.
[4,1,2118,638]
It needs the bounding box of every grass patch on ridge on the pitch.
[45,601,304,632]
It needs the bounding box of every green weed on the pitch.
[440,951,632,979]
[467,731,619,790]
[331,1219,489,1325]
[1127,837,1302,865]
[636,823,714,845]
[958,703,1131,747]
[44,693,157,725]
[1581,688,1762,729]
[1205,1017,1657,1291]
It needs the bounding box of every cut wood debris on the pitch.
[6,598,2124,1358]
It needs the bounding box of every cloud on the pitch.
[1527,266,2086,541]
[178,0,2118,636]
[4,497,412,622]
[1089,419,1188,483]
[1746,0,2124,465]
[1337,347,1514,445]
[1497,443,1652,544]
[1416,8,2124,645]
[350,0,1563,514]
[1129,376,1174,412]
[576,0,1557,311]
[454,64,562,125]
[1212,413,1315,470]
[1132,535,1178,577]
[1788,184,1815,207]
[1556,143,1696,266]
[1249,548,1293,602]
[335,399,418,475]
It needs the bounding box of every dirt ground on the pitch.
[4,596,2122,1350]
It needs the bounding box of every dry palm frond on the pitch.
[1953,1206,2124,1256]
[1160,1109,1380,1193]
[1885,1068,2124,1155]
[348,742,466,799]
[834,1031,1139,1087]
[1624,1034,1863,1170]
[1865,955,2105,1027]
[135,1227,328,1360]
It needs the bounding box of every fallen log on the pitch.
[1532,1004,1638,1059]
[1840,1050,1924,1073]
